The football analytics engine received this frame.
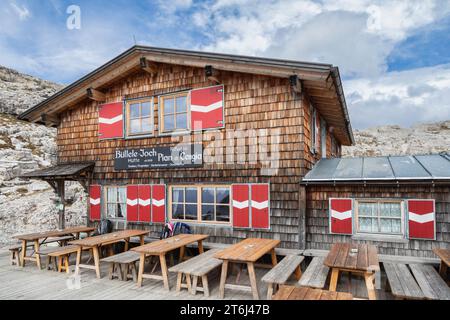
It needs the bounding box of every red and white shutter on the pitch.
[251,184,270,229]
[329,198,353,235]
[152,185,166,223]
[98,102,124,139]
[138,185,151,223]
[190,85,224,130]
[407,200,435,240]
[232,184,250,228]
[126,185,139,222]
[89,185,101,221]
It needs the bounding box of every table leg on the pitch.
[20,240,27,267]
[34,240,41,270]
[65,256,70,274]
[137,253,146,287]
[439,261,448,279]
[92,246,101,279]
[247,262,260,300]
[219,260,229,299]
[294,265,302,280]
[139,235,145,246]
[365,273,377,300]
[271,249,277,267]
[329,268,339,292]
[75,246,82,276]
[198,240,204,254]
[179,246,185,262]
[124,237,129,251]
[160,254,170,290]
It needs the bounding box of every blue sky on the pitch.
[1,0,450,129]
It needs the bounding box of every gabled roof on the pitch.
[20,162,95,180]
[18,45,354,145]
[302,153,450,185]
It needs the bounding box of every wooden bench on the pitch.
[298,257,330,289]
[261,255,305,300]
[384,263,426,300]
[409,264,450,300]
[100,251,141,282]
[168,249,223,297]
[47,246,79,274]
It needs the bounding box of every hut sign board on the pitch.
[114,144,203,170]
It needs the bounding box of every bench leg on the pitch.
[131,262,137,282]
[267,283,274,300]
[192,276,198,295]
[176,272,183,292]
[294,265,302,281]
[202,275,210,297]
[108,263,115,280]
[365,273,377,300]
[117,264,124,281]
[439,261,448,279]
[57,256,63,272]
[64,255,70,274]
[34,240,41,270]
[185,273,192,293]
[93,246,101,279]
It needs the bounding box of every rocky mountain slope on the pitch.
[343,121,450,157]
[0,68,87,245]
[0,66,64,115]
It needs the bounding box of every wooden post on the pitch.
[56,180,66,230]
[298,185,307,250]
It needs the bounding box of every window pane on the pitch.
[175,113,187,130]
[164,115,174,131]
[216,188,230,204]
[141,117,152,132]
[130,119,141,134]
[202,188,215,204]
[164,98,175,114]
[117,203,125,218]
[107,187,117,202]
[359,217,377,233]
[118,187,127,203]
[186,188,197,203]
[176,96,187,112]
[141,102,151,117]
[359,202,376,217]
[107,204,117,218]
[172,203,184,219]
[202,205,214,221]
[216,205,230,222]
[380,203,401,218]
[185,204,198,220]
[172,188,184,203]
[130,103,140,118]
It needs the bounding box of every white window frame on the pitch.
[103,186,127,220]
[354,199,405,237]
[158,91,191,135]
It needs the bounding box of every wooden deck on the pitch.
[0,249,394,300]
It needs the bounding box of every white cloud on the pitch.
[10,2,30,21]
[345,64,450,128]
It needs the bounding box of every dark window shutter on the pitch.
[232,184,250,228]
[329,198,353,235]
[138,185,151,223]
[250,184,270,229]
[98,102,124,139]
[152,185,166,223]
[126,185,139,222]
[407,199,435,240]
[190,85,224,130]
[89,185,101,221]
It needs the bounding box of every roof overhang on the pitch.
[18,45,354,145]
[20,162,95,181]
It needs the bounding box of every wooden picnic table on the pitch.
[14,226,95,269]
[324,243,380,300]
[70,229,148,279]
[433,248,450,280]
[214,238,280,300]
[132,234,208,290]
[273,285,353,300]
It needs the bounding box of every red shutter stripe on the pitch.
[190,85,224,130]
[138,185,151,223]
[408,200,435,240]
[330,198,353,235]
[152,185,166,223]
[126,185,139,222]
[89,185,101,221]
[99,102,123,139]
[251,184,270,229]
[232,184,250,228]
